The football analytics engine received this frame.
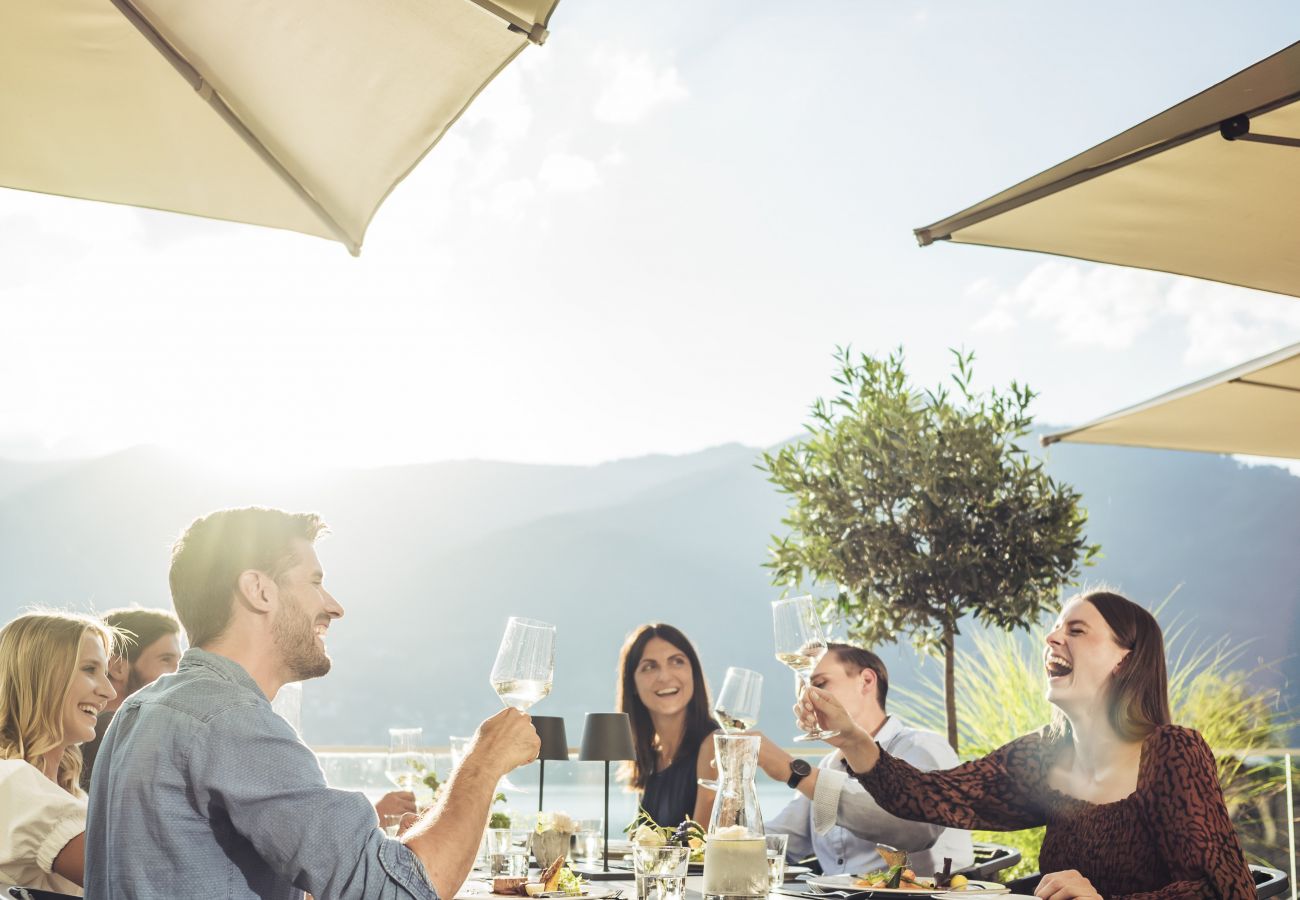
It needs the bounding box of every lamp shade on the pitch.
[532,716,570,762]
[577,712,635,762]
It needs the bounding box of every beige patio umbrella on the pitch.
[914,40,1300,298]
[1041,341,1300,459]
[0,0,558,255]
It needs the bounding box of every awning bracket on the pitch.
[1219,114,1300,149]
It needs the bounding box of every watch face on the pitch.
[791,759,811,776]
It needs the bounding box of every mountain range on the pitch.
[0,435,1296,746]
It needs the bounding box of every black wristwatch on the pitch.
[787,758,812,789]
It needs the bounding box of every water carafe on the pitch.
[702,733,767,900]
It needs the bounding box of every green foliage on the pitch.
[762,347,1098,745]
[893,617,1295,874]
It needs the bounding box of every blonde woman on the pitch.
[0,611,117,895]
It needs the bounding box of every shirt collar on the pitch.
[873,714,904,747]
[180,647,267,699]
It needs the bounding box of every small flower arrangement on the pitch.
[536,811,576,834]
[625,809,706,861]
[530,810,576,868]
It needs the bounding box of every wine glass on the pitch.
[489,617,556,711]
[699,666,763,790]
[386,726,424,791]
[772,596,838,742]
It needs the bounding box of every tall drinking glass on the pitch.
[490,617,556,711]
[771,596,838,742]
[386,727,424,791]
[700,667,763,790]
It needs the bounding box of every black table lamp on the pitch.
[577,712,635,877]
[532,716,570,813]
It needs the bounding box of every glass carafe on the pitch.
[702,734,767,900]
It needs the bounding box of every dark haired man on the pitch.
[758,643,972,877]
[87,507,539,900]
[79,606,182,789]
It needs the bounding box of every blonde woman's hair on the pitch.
[0,610,116,795]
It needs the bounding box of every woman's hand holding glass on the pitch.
[797,685,880,771]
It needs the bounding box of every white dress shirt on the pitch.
[766,716,973,877]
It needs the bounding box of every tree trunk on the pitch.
[943,622,958,752]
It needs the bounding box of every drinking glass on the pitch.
[386,727,424,791]
[573,819,602,862]
[765,834,788,886]
[486,828,530,877]
[490,617,556,711]
[772,596,838,742]
[634,845,690,900]
[700,667,764,790]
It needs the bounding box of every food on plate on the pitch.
[497,857,587,897]
[853,864,965,891]
[877,845,909,869]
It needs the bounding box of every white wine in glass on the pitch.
[386,726,424,791]
[490,617,556,712]
[699,667,763,790]
[772,596,838,742]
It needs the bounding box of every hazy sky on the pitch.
[3,2,1299,472]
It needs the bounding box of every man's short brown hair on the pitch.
[826,643,889,710]
[101,607,181,662]
[168,508,327,647]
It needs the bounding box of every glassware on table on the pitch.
[771,596,839,742]
[764,834,788,886]
[572,819,602,862]
[386,726,425,791]
[702,733,767,900]
[490,617,556,711]
[633,844,690,900]
[485,828,530,877]
[699,667,764,791]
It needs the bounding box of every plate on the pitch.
[463,882,622,900]
[805,875,1009,896]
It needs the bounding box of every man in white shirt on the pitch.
[758,644,972,877]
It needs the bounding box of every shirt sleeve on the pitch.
[766,791,814,861]
[1108,727,1255,900]
[187,701,437,900]
[813,742,948,853]
[853,733,1048,832]
[0,761,87,875]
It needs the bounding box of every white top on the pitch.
[767,716,973,877]
[0,758,87,896]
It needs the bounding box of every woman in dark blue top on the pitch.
[616,624,719,828]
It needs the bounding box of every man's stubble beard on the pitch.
[272,588,332,681]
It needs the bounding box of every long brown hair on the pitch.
[616,623,715,790]
[1051,590,1171,741]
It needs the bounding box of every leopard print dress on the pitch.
[853,724,1255,899]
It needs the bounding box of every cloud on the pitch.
[972,261,1300,366]
[538,153,602,192]
[591,49,688,125]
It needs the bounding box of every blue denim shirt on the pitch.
[85,648,437,900]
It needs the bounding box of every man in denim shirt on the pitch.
[86,507,540,899]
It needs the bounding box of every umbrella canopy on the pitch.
[1041,341,1300,459]
[0,0,558,255]
[914,40,1300,298]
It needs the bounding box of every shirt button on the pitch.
[838,859,844,865]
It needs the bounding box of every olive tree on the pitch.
[762,347,1098,750]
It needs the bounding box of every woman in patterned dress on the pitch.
[799,591,1255,900]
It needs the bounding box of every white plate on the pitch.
[805,875,1009,896]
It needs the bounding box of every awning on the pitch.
[0,0,559,255]
[1041,341,1300,459]
[915,41,1300,298]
